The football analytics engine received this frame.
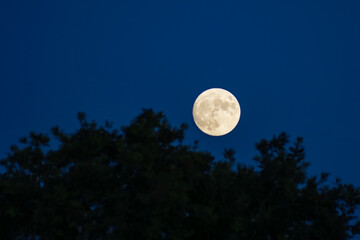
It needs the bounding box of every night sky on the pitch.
[1,1,360,186]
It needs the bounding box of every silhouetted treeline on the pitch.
[0,109,359,239]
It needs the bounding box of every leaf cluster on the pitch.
[0,109,359,240]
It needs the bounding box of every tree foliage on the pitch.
[0,109,359,239]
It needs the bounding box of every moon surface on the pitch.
[193,88,241,136]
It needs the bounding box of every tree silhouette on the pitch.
[0,109,359,239]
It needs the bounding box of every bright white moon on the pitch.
[193,88,241,136]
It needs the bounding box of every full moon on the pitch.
[193,88,241,136]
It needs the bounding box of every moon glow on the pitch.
[193,88,241,136]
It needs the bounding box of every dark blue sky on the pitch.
[1,0,359,186]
